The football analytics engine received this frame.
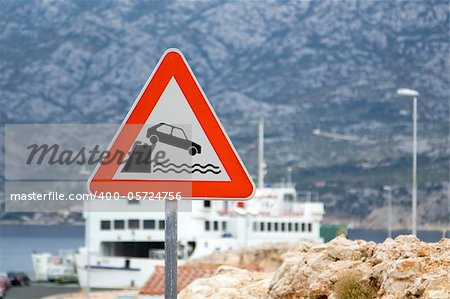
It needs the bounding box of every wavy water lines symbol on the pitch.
[153,168,222,174]
[155,163,220,169]
[153,162,222,175]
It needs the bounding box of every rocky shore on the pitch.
[180,235,450,299]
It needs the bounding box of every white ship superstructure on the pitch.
[75,187,324,288]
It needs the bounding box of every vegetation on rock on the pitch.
[334,270,376,299]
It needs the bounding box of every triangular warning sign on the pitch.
[88,49,255,200]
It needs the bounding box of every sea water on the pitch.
[0,224,84,275]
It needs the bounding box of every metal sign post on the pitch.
[165,199,178,299]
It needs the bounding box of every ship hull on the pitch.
[75,252,168,289]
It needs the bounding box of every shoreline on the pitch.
[0,222,85,226]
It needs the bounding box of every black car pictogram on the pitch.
[146,123,202,156]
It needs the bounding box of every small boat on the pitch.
[6,271,29,287]
[31,250,77,282]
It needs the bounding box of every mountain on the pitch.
[1,0,449,226]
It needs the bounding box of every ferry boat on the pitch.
[75,118,325,288]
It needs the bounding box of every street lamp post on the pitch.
[383,186,393,239]
[396,88,419,237]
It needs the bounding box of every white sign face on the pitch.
[113,78,230,181]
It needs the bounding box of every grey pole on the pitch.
[412,96,418,236]
[383,186,392,239]
[258,116,264,189]
[396,88,419,237]
[387,187,392,239]
[287,167,292,186]
[388,188,392,239]
[165,199,178,299]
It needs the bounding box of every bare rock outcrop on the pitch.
[268,236,376,298]
[180,235,450,299]
[187,242,306,272]
[179,266,272,299]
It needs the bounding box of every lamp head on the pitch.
[397,88,419,97]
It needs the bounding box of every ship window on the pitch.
[308,223,312,232]
[267,222,272,232]
[101,241,164,258]
[128,198,139,205]
[295,223,299,232]
[301,223,306,232]
[274,222,279,231]
[101,220,111,230]
[281,223,285,232]
[222,221,227,231]
[205,221,210,231]
[114,220,125,230]
[288,223,293,232]
[284,194,294,202]
[204,200,211,208]
[260,222,265,231]
[143,220,155,230]
[159,220,165,230]
[128,219,139,229]
[213,221,219,231]
[253,222,257,231]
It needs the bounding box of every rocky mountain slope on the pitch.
[1,1,449,224]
